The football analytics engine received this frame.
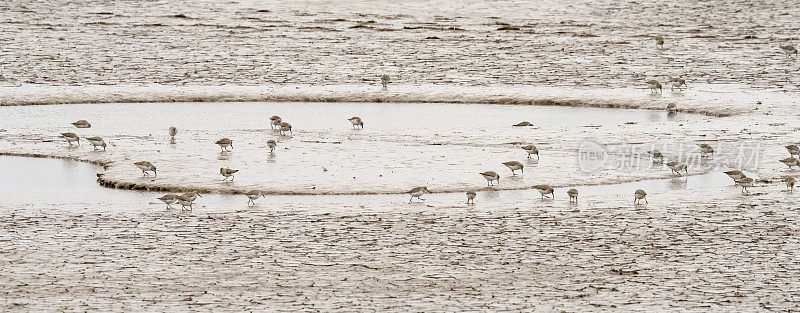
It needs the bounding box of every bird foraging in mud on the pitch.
[380,74,390,91]
[646,80,662,93]
[669,77,686,91]
[522,144,539,159]
[266,139,277,153]
[502,161,524,175]
[180,190,202,202]
[533,185,554,199]
[71,120,91,128]
[348,116,364,129]
[279,122,292,135]
[407,186,430,202]
[697,144,714,158]
[786,145,800,157]
[784,177,795,192]
[157,194,177,209]
[245,190,265,206]
[666,161,688,176]
[215,138,233,152]
[723,170,746,183]
[780,45,798,57]
[654,36,664,48]
[86,137,106,150]
[466,191,476,204]
[61,132,80,146]
[134,161,157,177]
[634,189,647,204]
[168,126,177,142]
[220,167,239,181]
[567,188,578,203]
[176,194,196,210]
[780,157,800,170]
[269,115,282,129]
[480,171,500,186]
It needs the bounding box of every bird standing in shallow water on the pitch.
[176,194,196,210]
[480,171,500,186]
[215,138,233,152]
[466,191,476,204]
[157,194,177,209]
[654,36,664,48]
[697,144,714,158]
[266,140,277,153]
[666,103,677,114]
[646,80,662,93]
[245,190,265,206]
[567,188,578,203]
[502,161,524,175]
[168,126,177,143]
[86,137,106,150]
[71,120,91,128]
[533,185,554,199]
[666,161,688,176]
[647,150,664,163]
[134,161,157,177]
[784,177,795,192]
[669,77,686,91]
[348,117,364,129]
[380,74,390,91]
[220,167,239,181]
[269,116,282,129]
[634,189,647,204]
[61,133,80,146]
[279,122,292,135]
[522,145,539,159]
[738,177,754,194]
[407,186,430,202]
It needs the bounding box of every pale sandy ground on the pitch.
[2,0,800,311]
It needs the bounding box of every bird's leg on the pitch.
[645,199,648,204]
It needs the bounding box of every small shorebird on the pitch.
[666,103,678,114]
[780,45,798,57]
[502,161,524,175]
[348,117,364,129]
[245,190,265,206]
[646,80,662,93]
[266,139,277,153]
[176,194,196,210]
[215,138,233,152]
[522,145,539,159]
[780,157,800,170]
[466,191,476,204]
[647,150,664,163]
[157,194,178,209]
[480,171,500,186]
[134,161,157,177]
[784,177,795,192]
[61,132,80,146]
[634,189,647,204]
[723,170,746,182]
[738,177,754,194]
[654,36,664,48]
[786,145,800,157]
[567,188,578,203]
[669,77,686,90]
[86,137,106,150]
[666,161,688,176]
[407,186,430,202]
[180,190,202,202]
[533,185,554,199]
[279,122,292,135]
[697,144,714,158]
[220,167,239,181]
[71,120,91,128]
[168,126,177,142]
[380,74,390,91]
[269,115,282,129]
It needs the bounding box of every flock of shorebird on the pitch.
[57,64,799,209]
